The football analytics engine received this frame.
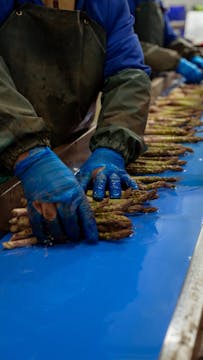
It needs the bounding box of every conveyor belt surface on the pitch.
[1,135,203,360]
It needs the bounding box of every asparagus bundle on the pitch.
[3,206,134,248]
[3,189,159,248]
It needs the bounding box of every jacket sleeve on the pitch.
[90,68,151,164]
[141,41,180,72]
[0,57,49,171]
[83,0,151,164]
[167,37,202,60]
[78,0,151,78]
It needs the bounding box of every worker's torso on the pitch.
[128,0,165,47]
[0,2,106,146]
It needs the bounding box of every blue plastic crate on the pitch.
[167,5,186,21]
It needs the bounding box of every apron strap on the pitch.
[43,0,76,11]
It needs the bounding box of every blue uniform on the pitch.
[0,0,150,78]
[127,0,177,46]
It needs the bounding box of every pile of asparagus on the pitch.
[3,84,203,249]
[3,187,161,248]
[127,84,203,176]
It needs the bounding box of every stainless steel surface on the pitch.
[159,225,203,360]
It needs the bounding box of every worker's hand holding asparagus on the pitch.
[76,147,138,201]
[14,147,98,245]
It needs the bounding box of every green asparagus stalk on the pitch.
[144,135,203,143]
[144,127,194,136]
[132,176,178,183]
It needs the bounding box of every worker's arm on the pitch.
[76,0,151,199]
[141,41,180,72]
[79,0,151,163]
[140,41,203,84]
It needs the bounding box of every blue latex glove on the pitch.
[15,147,98,245]
[191,55,203,70]
[176,58,203,84]
[76,147,138,201]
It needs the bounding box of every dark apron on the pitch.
[134,1,164,47]
[0,4,106,146]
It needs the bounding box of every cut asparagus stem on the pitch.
[3,237,38,249]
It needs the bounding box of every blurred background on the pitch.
[165,1,203,43]
[165,0,203,10]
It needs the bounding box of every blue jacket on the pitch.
[0,0,150,78]
[127,0,177,46]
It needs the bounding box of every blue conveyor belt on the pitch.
[1,140,203,360]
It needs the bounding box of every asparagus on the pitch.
[122,189,158,202]
[146,143,193,152]
[10,228,33,240]
[136,157,187,166]
[147,119,192,127]
[144,135,203,143]
[144,127,194,136]
[11,208,28,217]
[132,176,177,183]
[5,187,161,248]
[127,163,183,174]
[126,205,158,214]
[137,181,176,190]
[3,237,38,249]
[96,214,132,231]
[99,229,133,241]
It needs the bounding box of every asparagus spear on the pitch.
[137,181,175,190]
[144,127,194,136]
[127,164,183,174]
[3,237,38,249]
[132,176,177,183]
[144,135,203,143]
[99,228,133,241]
[146,143,193,152]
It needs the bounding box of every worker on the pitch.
[0,0,151,245]
[127,0,203,83]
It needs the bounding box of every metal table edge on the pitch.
[159,225,203,360]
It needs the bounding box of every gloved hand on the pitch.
[76,147,138,201]
[176,58,203,84]
[190,55,203,70]
[14,147,98,245]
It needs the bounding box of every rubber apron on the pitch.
[0,4,106,146]
[134,1,164,47]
